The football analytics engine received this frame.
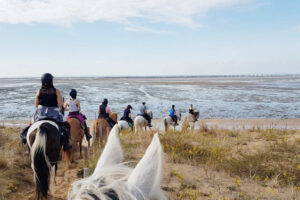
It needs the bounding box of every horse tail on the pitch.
[164,118,168,132]
[31,124,51,200]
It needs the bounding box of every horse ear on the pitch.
[93,125,123,174]
[126,133,166,200]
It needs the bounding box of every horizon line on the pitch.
[1,73,300,79]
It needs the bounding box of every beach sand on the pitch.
[2,118,300,130]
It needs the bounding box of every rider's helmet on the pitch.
[69,89,77,99]
[142,102,146,105]
[172,105,175,108]
[103,98,108,105]
[41,73,54,87]
[127,105,133,110]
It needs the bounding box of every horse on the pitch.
[118,120,133,132]
[26,120,62,200]
[67,117,85,162]
[163,113,181,132]
[134,111,153,134]
[67,124,166,200]
[92,112,118,142]
[182,111,199,132]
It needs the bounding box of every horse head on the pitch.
[194,111,199,119]
[147,110,153,119]
[68,125,166,200]
[178,112,182,121]
[109,112,118,123]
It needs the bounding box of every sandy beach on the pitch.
[2,118,300,131]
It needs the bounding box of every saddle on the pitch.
[120,117,133,127]
[69,116,85,129]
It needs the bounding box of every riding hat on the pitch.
[41,73,54,85]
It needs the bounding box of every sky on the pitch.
[0,0,299,77]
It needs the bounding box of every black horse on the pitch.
[27,121,62,200]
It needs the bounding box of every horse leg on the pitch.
[52,164,57,186]
[191,123,195,133]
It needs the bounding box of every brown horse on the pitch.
[92,112,118,142]
[26,120,62,200]
[67,118,85,162]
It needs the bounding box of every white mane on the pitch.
[68,124,166,200]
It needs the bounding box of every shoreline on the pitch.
[1,118,300,130]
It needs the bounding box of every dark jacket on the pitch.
[98,103,109,118]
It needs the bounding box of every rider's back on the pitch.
[99,104,109,118]
[68,99,78,112]
[140,105,146,114]
[38,87,57,107]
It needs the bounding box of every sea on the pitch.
[0,75,299,120]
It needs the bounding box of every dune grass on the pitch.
[0,124,300,199]
[0,126,33,200]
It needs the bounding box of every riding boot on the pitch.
[59,122,72,151]
[20,126,30,144]
[84,121,92,141]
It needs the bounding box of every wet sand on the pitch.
[1,118,300,131]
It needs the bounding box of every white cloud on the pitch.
[0,0,246,27]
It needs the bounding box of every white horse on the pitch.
[118,120,133,132]
[163,113,181,132]
[68,124,166,200]
[182,111,199,132]
[134,111,153,134]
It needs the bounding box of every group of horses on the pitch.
[25,109,199,200]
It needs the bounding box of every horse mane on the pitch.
[68,164,138,200]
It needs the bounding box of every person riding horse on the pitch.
[64,89,92,141]
[169,105,178,125]
[120,105,133,127]
[189,104,198,122]
[139,102,152,127]
[98,98,116,127]
[20,73,72,151]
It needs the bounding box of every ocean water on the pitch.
[0,76,300,120]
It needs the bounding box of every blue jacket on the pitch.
[169,108,175,117]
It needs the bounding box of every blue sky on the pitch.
[0,0,299,77]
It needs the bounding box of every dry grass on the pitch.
[0,126,34,200]
[1,123,300,200]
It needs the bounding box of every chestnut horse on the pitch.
[26,120,62,200]
[92,112,118,142]
[67,118,85,162]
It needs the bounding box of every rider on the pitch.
[98,98,116,127]
[121,105,133,127]
[189,104,197,122]
[20,73,72,151]
[139,102,152,127]
[64,89,92,141]
[169,105,178,125]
